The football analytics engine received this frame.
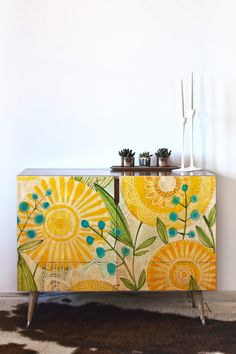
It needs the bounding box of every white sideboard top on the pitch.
[18,168,215,177]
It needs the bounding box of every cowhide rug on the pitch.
[0,293,235,354]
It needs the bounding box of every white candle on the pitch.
[181,79,185,117]
[191,72,193,109]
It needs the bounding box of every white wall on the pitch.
[0,0,236,291]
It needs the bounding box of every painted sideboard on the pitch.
[17,169,216,325]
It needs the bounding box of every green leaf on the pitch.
[208,204,216,227]
[74,176,83,182]
[95,184,133,247]
[17,253,37,291]
[136,237,157,251]
[75,176,113,189]
[134,250,149,256]
[120,277,137,291]
[188,275,201,291]
[203,215,210,229]
[156,217,168,244]
[138,270,146,290]
[18,240,43,253]
[196,226,214,249]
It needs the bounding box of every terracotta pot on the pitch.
[124,157,134,167]
[158,157,170,167]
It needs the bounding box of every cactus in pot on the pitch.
[155,148,172,167]
[139,152,152,167]
[119,148,135,167]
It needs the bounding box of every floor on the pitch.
[0,291,236,354]
[1,291,236,321]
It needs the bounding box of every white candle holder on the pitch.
[186,109,202,171]
[174,116,189,172]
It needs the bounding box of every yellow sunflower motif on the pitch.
[18,176,110,269]
[17,176,39,181]
[121,176,215,228]
[147,240,216,290]
[69,279,116,291]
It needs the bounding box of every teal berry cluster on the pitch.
[81,219,129,276]
[17,189,52,240]
[168,184,200,240]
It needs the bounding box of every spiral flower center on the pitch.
[169,261,200,290]
[158,176,177,193]
[44,204,79,241]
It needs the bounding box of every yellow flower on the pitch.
[69,279,116,291]
[17,176,39,181]
[147,240,216,290]
[18,177,110,269]
[121,176,215,228]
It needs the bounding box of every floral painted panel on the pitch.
[17,174,216,292]
[117,175,216,291]
[17,176,117,291]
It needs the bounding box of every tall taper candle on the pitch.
[181,79,185,117]
[191,72,193,109]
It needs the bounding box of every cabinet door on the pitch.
[17,175,118,291]
[117,175,216,291]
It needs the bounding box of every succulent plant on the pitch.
[139,152,152,158]
[119,148,135,158]
[155,148,172,158]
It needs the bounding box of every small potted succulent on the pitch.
[155,148,172,167]
[139,152,152,167]
[118,148,135,167]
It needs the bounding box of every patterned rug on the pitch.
[0,295,236,354]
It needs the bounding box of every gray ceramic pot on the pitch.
[139,157,151,167]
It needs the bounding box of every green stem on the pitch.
[17,225,23,233]
[17,195,46,242]
[132,221,143,289]
[178,218,186,223]
[33,263,38,278]
[182,190,188,240]
[17,212,33,242]
[89,226,137,287]
[112,232,118,250]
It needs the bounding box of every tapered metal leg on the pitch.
[27,291,39,327]
[34,292,39,307]
[190,291,197,308]
[195,291,206,325]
